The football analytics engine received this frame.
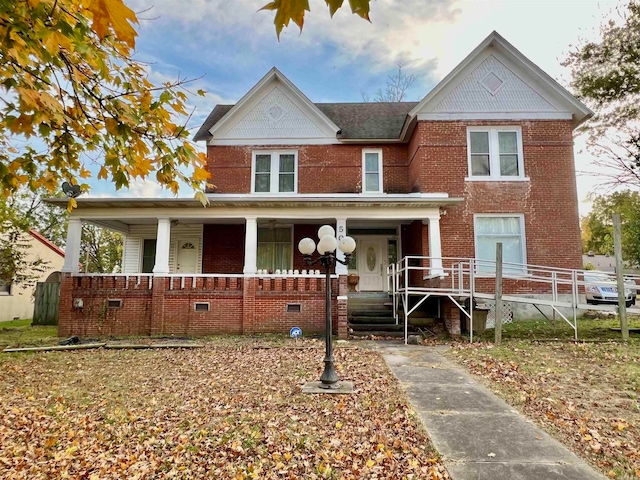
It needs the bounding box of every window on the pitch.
[252,151,297,193]
[467,127,524,179]
[475,215,526,273]
[362,149,383,193]
[141,239,157,273]
[257,227,292,272]
[0,279,11,295]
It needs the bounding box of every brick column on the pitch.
[150,277,167,335]
[242,277,256,334]
[443,298,461,336]
[58,273,74,336]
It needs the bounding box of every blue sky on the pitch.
[93,0,626,214]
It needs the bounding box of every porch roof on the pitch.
[46,193,463,210]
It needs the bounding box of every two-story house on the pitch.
[51,32,592,339]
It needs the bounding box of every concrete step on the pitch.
[349,309,393,317]
[349,323,403,332]
[350,316,397,325]
[350,331,405,338]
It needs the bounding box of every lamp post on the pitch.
[298,225,356,389]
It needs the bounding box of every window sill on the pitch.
[465,177,530,182]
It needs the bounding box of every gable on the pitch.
[221,86,328,140]
[409,31,592,126]
[206,68,340,145]
[431,54,557,113]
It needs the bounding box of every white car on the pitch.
[584,273,636,307]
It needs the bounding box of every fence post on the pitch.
[613,213,629,342]
[495,243,503,345]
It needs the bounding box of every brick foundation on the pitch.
[58,273,349,339]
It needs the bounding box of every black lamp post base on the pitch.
[319,358,339,387]
[302,380,354,394]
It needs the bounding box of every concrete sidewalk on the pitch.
[377,343,604,480]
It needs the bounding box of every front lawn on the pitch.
[0,319,59,349]
[450,318,640,479]
[0,341,448,479]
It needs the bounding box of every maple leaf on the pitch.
[86,0,138,47]
[260,0,310,39]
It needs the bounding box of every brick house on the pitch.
[52,32,592,338]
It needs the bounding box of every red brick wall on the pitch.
[58,274,344,338]
[206,144,409,194]
[202,224,245,273]
[411,120,582,271]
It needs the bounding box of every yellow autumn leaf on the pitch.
[86,0,138,48]
[192,167,211,182]
[335,421,343,429]
[366,459,375,468]
[98,166,109,179]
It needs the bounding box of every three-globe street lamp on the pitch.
[298,226,356,389]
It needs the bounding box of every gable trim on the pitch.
[207,68,340,141]
[407,31,593,128]
[417,112,573,121]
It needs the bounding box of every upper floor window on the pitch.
[467,127,524,180]
[362,149,383,193]
[252,150,297,193]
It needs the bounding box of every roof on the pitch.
[28,229,65,257]
[193,102,417,142]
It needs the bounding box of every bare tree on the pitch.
[362,63,417,102]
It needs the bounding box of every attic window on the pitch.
[479,72,505,96]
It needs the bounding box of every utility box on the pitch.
[471,308,489,334]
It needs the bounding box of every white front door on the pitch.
[358,238,385,291]
[176,239,198,273]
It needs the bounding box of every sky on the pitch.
[95,0,628,215]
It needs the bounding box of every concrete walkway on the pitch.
[376,343,604,480]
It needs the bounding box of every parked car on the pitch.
[584,273,636,307]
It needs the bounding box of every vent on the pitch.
[479,72,505,96]
[107,299,122,309]
[194,302,210,312]
[286,303,301,313]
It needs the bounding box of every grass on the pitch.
[0,319,59,349]
[450,316,640,479]
[0,339,448,479]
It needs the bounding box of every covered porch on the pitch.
[49,194,461,337]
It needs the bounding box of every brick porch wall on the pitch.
[58,274,347,339]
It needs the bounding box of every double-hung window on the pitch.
[252,151,297,193]
[467,127,524,179]
[362,149,383,193]
[257,227,292,272]
[0,279,11,295]
[475,215,526,274]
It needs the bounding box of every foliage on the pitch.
[2,185,68,248]
[362,64,417,103]
[0,319,59,349]
[80,224,123,273]
[565,1,640,188]
[261,0,371,38]
[0,0,210,205]
[0,208,48,289]
[0,343,449,478]
[582,190,640,267]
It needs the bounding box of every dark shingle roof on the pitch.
[192,102,418,142]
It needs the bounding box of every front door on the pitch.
[176,239,198,273]
[358,238,385,291]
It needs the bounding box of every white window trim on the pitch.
[362,148,384,194]
[466,126,527,181]
[251,150,298,194]
[474,214,527,276]
[0,283,11,295]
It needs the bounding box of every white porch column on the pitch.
[424,214,444,277]
[153,217,171,274]
[243,216,258,274]
[61,218,82,273]
[335,217,349,275]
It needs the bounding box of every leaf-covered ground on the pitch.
[450,338,640,479]
[0,341,448,479]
